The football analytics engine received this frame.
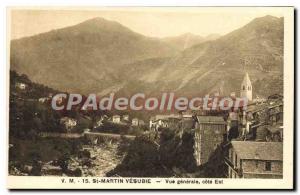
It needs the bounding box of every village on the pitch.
[144,72,284,178]
[10,71,284,178]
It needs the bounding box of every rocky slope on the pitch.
[162,33,220,51]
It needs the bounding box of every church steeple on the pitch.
[240,73,252,101]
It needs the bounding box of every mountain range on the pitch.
[10,15,283,98]
[162,33,220,51]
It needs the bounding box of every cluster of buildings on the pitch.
[225,90,283,178]
[14,73,284,179]
[94,114,145,129]
[147,72,284,179]
[111,114,144,126]
[15,82,27,90]
[59,114,147,133]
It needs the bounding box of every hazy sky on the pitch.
[10,7,284,39]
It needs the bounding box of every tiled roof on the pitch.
[231,141,283,161]
[266,125,283,133]
[247,104,268,113]
[247,100,283,113]
[155,114,181,120]
[196,116,225,124]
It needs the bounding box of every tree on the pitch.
[58,153,70,173]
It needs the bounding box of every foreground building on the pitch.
[242,94,283,140]
[225,141,283,178]
[194,116,227,166]
[60,117,77,132]
[150,114,181,131]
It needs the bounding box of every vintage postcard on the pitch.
[7,7,294,189]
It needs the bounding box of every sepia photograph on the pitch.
[6,7,294,189]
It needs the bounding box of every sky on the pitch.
[9,7,284,40]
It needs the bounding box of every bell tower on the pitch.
[240,73,252,101]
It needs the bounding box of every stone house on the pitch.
[226,141,283,178]
[241,97,283,140]
[256,124,283,142]
[150,114,181,131]
[122,114,129,121]
[149,116,156,130]
[131,118,145,127]
[112,115,121,123]
[93,115,108,129]
[194,116,227,166]
[60,117,77,132]
[265,125,283,141]
[131,118,139,126]
[15,82,27,90]
[138,120,145,126]
[38,97,50,103]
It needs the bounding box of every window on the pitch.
[255,161,259,168]
[243,86,245,90]
[240,159,243,170]
[265,161,272,171]
[276,114,280,122]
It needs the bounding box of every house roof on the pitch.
[247,99,283,113]
[231,141,283,161]
[268,102,283,109]
[247,103,268,113]
[155,114,181,121]
[268,94,283,100]
[266,125,283,133]
[60,116,76,120]
[196,116,225,124]
[182,114,193,118]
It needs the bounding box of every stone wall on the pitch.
[242,159,283,178]
[228,148,283,178]
[194,123,226,166]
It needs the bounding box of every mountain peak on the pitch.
[260,15,280,20]
[75,17,133,34]
[250,15,281,25]
[78,17,120,26]
[80,17,113,24]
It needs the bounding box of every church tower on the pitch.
[240,73,252,101]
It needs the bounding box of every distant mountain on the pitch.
[10,17,178,94]
[162,33,220,50]
[11,15,283,98]
[123,15,283,97]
